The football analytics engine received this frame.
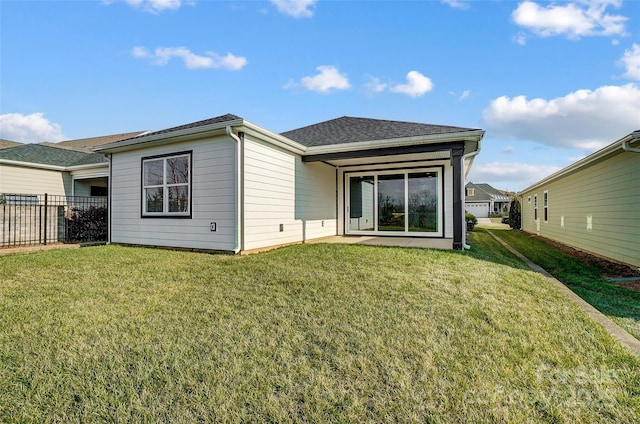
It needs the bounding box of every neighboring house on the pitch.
[0,132,144,197]
[94,114,484,253]
[520,130,640,268]
[0,139,23,150]
[464,182,511,218]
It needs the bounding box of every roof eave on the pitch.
[241,121,308,154]
[92,119,245,153]
[304,129,485,155]
[92,118,308,155]
[520,131,640,194]
[0,158,67,171]
[66,162,109,171]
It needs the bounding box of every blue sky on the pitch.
[1,0,639,192]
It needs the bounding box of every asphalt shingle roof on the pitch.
[281,116,480,147]
[142,114,241,139]
[42,131,145,153]
[0,144,106,167]
[465,182,509,201]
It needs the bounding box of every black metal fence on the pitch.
[0,193,108,248]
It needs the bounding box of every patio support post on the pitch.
[451,145,464,250]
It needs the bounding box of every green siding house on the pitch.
[520,130,640,268]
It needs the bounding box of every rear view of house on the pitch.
[94,114,484,253]
[520,130,640,268]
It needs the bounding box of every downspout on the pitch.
[226,126,243,254]
[106,153,112,245]
[461,142,481,250]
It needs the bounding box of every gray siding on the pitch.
[110,135,237,251]
[521,150,640,267]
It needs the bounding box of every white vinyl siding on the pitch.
[294,158,337,241]
[242,136,336,251]
[521,149,640,268]
[0,164,71,196]
[109,135,236,251]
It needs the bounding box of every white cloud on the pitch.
[286,66,351,93]
[619,43,640,80]
[501,146,515,154]
[131,46,248,70]
[441,0,470,10]
[448,90,471,101]
[103,0,186,14]
[512,0,627,40]
[468,161,562,190]
[0,113,67,144]
[389,71,434,98]
[363,76,388,95]
[483,84,640,151]
[270,0,316,18]
[513,32,528,45]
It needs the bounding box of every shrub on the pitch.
[465,212,477,230]
[508,198,521,229]
[66,206,108,242]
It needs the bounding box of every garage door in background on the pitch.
[465,202,489,218]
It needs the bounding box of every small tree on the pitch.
[508,197,521,229]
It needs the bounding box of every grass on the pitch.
[1,241,639,422]
[485,228,640,341]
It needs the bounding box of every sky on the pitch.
[1,0,639,192]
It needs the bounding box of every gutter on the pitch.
[622,131,640,153]
[226,126,243,254]
[461,139,482,250]
[0,158,67,171]
[521,130,640,194]
[304,130,485,156]
[106,153,112,245]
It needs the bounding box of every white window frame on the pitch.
[142,151,192,218]
[543,190,548,223]
[345,167,443,237]
[466,188,475,196]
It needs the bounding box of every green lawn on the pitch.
[486,228,640,341]
[1,240,639,422]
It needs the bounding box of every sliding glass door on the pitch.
[346,169,441,236]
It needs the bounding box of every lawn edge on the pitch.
[486,229,640,358]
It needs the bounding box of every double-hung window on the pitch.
[534,194,538,221]
[543,191,548,222]
[142,152,191,217]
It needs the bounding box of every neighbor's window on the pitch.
[543,191,548,222]
[90,186,108,197]
[142,152,191,217]
[466,188,475,196]
[527,196,531,203]
[534,194,538,221]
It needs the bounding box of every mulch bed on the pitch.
[522,232,640,292]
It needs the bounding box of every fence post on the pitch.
[43,193,48,246]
